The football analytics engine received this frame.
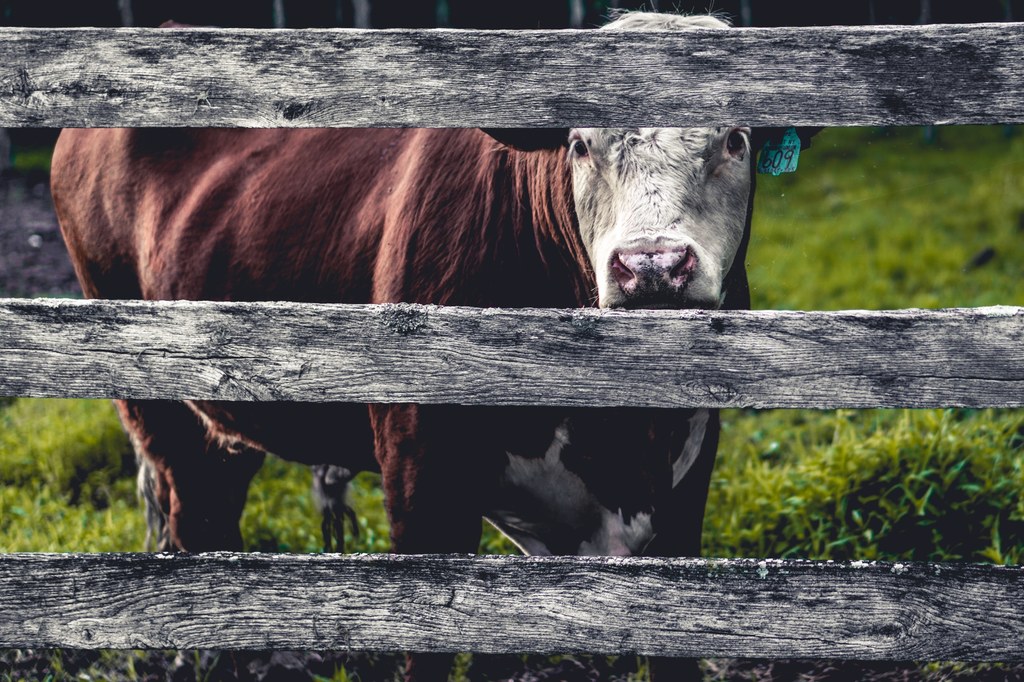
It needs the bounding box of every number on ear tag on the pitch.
[757,127,801,176]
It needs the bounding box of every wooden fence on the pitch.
[1,22,1024,663]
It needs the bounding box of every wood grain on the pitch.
[0,23,1022,128]
[1,299,1022,408]
[1,553,1021,660]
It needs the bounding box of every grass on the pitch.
[1,126,1023,680]
[749,126,1024,311]
[709,408,1024,564]
[0,399,141,553]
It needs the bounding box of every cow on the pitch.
[50,11,814,679]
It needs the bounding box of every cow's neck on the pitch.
[505,145,595,308]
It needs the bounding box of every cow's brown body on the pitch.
[53,124,740,679]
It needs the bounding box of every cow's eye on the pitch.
[726,130,746,158]
[570,138,589,158]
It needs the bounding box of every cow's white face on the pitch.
[569,125,753,309]
[567,11,751,310]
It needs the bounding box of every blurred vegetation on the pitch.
[749,126,1024,311]
[0,399,141,552]
[1,126,1023,680]
[10,146,52,173]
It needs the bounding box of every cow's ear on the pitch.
[481,128,570,151]
[751,127,824,152]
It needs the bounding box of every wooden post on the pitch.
[352,0,370,28]
[118,0,133,27]
[1003,0,1016,139]
[3,554,1024,660]
[1,301,1023,408]
[918,0,931,24]
[919,0,936,143]
[569,0,584,28]
[0,128,9,173]
[2,25,1023,128]
[739,0,753,26]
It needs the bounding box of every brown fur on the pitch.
[54,128,589,305]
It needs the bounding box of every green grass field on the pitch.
[2,126,1023,680]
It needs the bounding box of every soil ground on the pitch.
[0,172,80,298]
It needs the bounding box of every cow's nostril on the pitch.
[669,248,697,283]
[611,253,637,288]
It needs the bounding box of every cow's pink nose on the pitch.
[611,248,697,297]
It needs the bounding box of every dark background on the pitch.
[0,0,1022,28]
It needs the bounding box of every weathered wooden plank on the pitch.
[1,553,1021,660]
[0,299,1022,408]
[0,23,1022,128]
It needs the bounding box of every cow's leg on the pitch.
[136,451,169,551]
[116,399,265,552]
[312,464,358,552]
[371,404,496,682]
[648,409,721,682]
[372,404,492,553]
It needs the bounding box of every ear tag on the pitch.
[757,127,801,176]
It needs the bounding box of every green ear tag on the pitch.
[757,127,801,176]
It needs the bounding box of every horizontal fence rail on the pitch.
[1,553,1022,660]
[0,23,1022,128]
[1,299,1022,408]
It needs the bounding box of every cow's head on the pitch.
[487,12,759,311]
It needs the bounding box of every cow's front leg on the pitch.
[371,404,497,681]
[648,409,721,682]
[116,399,265,552]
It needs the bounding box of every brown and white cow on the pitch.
[51,12,811,679]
